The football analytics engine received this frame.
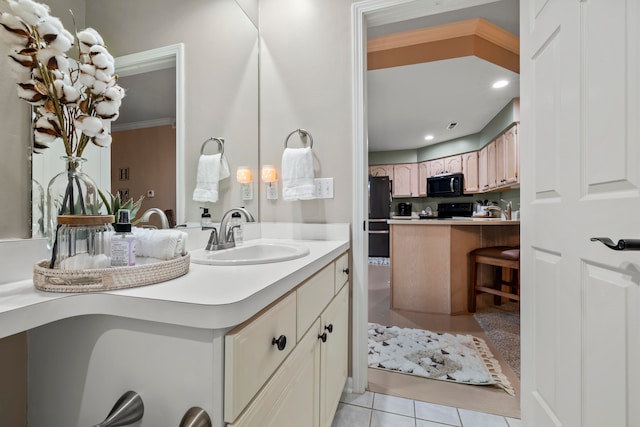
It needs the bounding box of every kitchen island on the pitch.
[388,218,520,314]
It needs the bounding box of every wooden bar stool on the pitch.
[468,246,520,312]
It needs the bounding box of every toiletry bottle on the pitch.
[200,207,212,229]
[111,209,136,267]
[230,211,243,245]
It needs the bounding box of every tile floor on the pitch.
[332,391,522,427]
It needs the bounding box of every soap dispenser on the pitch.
[111,209,136,267]
[230,211,243,245]
[200,207,212,229]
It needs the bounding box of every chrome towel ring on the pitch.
[284,128,313,148]
[200,137,225,155]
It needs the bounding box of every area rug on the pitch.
[473,302,520,378]
[368,322,515,396]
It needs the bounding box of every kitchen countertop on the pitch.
[0,223,350,339]
[388,218,520,225]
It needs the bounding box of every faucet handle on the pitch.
[205,228,219,251]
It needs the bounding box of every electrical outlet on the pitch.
[314,178,334,199]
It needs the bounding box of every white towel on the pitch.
[281,147,315,201]
[192,153,230,203]
[132,228,188,260]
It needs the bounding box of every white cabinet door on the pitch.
[461,151,479,194]
[319,286,349,427]
[224,293,297,422]
[229,319,321,427]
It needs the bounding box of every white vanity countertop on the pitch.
[0,223,350,339]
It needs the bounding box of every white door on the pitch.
[521,1,640,426]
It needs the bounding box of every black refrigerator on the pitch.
[368,176,391,258]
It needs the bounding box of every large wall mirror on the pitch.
[0,0,259,239]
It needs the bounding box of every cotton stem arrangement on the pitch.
[0,0,124,157]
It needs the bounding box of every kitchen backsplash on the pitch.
[391,188,520,215]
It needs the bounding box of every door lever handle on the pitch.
[590,237,640,251]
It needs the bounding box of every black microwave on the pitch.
[426,173,464,197]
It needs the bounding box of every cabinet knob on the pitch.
[318,332,327,343]
[342,267,349,275]
[325,324,334,334]
[272,335,287,351]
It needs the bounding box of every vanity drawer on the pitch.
[225,291,297,423]
[297,263,334,339]
[334,252,349,293]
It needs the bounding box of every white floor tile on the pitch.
[331,403,372,427]
[341,391,375,408]
[505,417,522,427]
[417,420,461,427]
[458,408,509,427]
[373,393,415,417]
[371,410,416,427]
[415,400,462,426]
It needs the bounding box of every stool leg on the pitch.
[469,256,478,313]
[493,266,504,306]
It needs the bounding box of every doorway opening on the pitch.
[353,0,521,418]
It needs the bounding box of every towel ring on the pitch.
[284,128,313,149]
[200,137,224,155]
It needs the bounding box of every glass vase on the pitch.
[46,156,100,249]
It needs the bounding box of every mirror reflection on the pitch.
[0,0,259,240]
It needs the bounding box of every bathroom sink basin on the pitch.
[190,241,310,266]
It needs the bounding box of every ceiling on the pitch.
[366,0,520,153]
[113,66,176,131]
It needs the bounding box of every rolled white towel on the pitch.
[132,228,188,260]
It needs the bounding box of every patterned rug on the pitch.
[368,323,514,396]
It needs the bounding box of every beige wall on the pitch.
[259,0,354,223]
[111,126,176,228]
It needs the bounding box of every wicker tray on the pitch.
[33,254,190,293]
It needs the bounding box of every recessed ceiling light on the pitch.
[492,80,509,89]
[424,135,435,141]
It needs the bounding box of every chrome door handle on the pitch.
[590,237,640,251]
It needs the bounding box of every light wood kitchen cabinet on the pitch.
[428,158,446,176]
[369,164,392,177]
[392,163,419,197]
[417,162,430,196]
[225,253,349,427]
[478,144,489,192]
[477,124,519,193]
[486,140,497,189]
[499,124,519,186]
[462,151,479,193]
[444,155,462,174]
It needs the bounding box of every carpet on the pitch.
[473,302,520,378]
[368,322,514,396]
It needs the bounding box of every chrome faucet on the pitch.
[205,207,255,251]
[138,208,170,229]
[485,203,512,220]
